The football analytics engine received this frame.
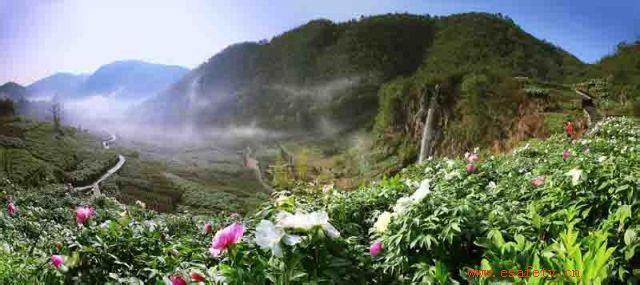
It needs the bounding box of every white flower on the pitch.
[283,234,302,245]
[393,197,413,215]
[135,200,146,208]
[487,181,497,190]
[373,211,392,233]
[255,220,285,257]
[99,220,112,228]
[565,168,583,186]
[144,221,157,231]
[411,179,431,203]
[403,179,418,189]
[322,184,334,193]
[597,156,607,163]
[444,170,461,181]
[276,211,340,239]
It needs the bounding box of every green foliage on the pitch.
[0,117,638,283]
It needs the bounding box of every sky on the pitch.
[1,0,638,85]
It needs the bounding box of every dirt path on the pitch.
[74,132,126,196]
[242,146,273,193]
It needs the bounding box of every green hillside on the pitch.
[0,117,116,187]
[1,117,638,283]
[142,13,582,129]
[591,41,640,116]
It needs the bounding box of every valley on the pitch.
[0,8,638,284]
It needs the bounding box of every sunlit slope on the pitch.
[140,13,584,132]
[1,117,637,283]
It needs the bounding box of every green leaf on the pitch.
[624,229,636,246]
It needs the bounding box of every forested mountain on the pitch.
[139,13,591,167]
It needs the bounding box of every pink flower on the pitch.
[170,275,187,285]
[203,223,212,235]
[562,150,571,160]
[465,163,476,173]
[369,240,383,256]
[530,176,545,187]
[209,223,244,257]
[7,202,17,217]
[465,152,479,163]
[51,255,63,268]
[74,206,94,225]
[190,272,207,282]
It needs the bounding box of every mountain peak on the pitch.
[0,81,27,101]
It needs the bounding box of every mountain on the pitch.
[27,72,88,100]
[0,82,28,101]
[141,15,437,127]
[139,13,587,157]
[20,61,189,102]
[75,60,189,100]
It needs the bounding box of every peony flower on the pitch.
[487,181,497,190]
[209,223,244,257]
[392,197,413,215]
[444,170,461,181]
[170,274,187,285]
[530,176,545,187]
[276,211,340,239]
[369,241,383,256]
[465,163,476,173]
[565,121,574,138]
[373,211,392,233]
[465,152,479,163]
[255,220,285,257]
[74,206,94,225]
[190,272,207,282]
[51,255,63,268]
[562,150,571,160]
[322,183,334,193]
[411,179,431,203]
[203,223,212,235]
[100,220,112,228]
[565,168,583,186]
[135,200,146,208]
[7,202,17,217]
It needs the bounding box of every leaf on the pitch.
[624,229,636,246]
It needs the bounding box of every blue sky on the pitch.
[1,0,638,85]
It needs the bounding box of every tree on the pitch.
[51,102,62,133]
[0,99,15,117]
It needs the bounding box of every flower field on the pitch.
[0,117,639,284]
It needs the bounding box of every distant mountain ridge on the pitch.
[24,60,189,101]
[0,82,27,101]
[27,73,88,100]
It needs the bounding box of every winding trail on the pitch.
[74,132,126,196]
[242,146,273,193]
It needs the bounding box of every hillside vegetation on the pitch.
[139,13,603,184]
[0,117,638,283]
[141,13,583,135]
